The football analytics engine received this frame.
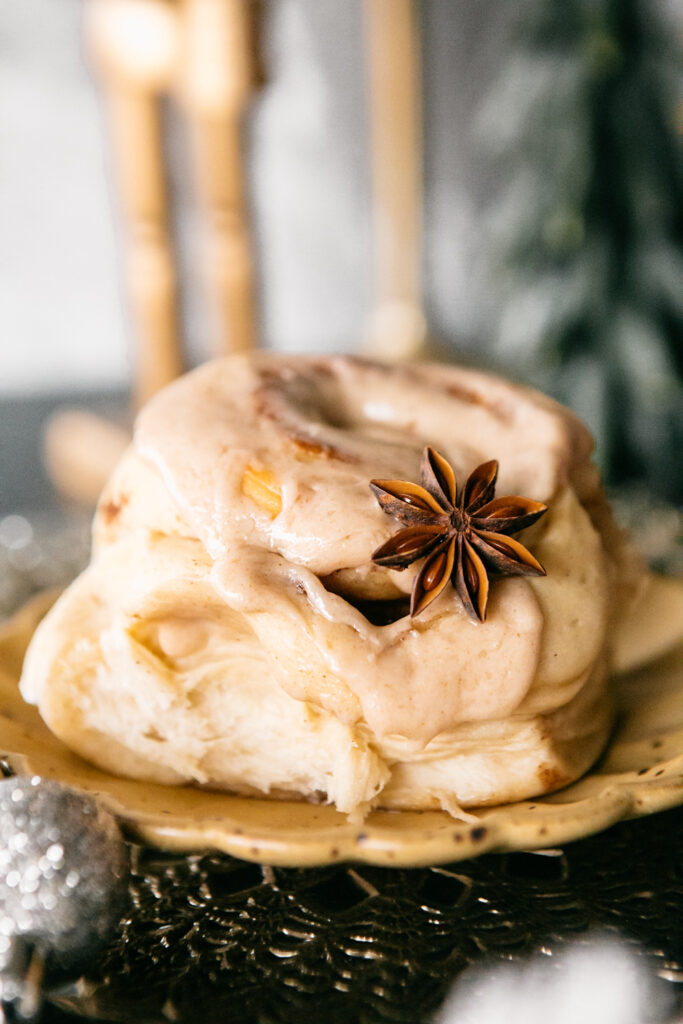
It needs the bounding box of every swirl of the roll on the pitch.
[20,354,641,815]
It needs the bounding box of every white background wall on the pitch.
[0,0,130,394]
[0,0,521,398]
[10,1,676,398]
[1,0,505,397]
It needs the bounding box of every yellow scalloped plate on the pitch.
[1,589,683,867]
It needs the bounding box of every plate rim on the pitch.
[1,590,683,867]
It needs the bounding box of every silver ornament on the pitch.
[0,776,127,990]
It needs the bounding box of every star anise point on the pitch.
[369,447,548,622]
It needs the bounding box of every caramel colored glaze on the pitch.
[131,354,610,743]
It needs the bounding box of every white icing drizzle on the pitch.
[133,353,601,742]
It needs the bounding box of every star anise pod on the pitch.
[370,447,548,621]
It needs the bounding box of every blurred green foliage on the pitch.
[480,0,683,500]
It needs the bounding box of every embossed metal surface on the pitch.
[41,808,683,1023]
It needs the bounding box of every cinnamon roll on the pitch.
[20,354,644,818]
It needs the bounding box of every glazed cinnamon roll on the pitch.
[20,354,643,817]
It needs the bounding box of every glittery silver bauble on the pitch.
[0,777,128,982]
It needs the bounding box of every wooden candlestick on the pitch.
[363,0,427,360]
[180,0,259,355]
[87,0,183,408]
[46,0,262,505]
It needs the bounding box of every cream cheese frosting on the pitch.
[131,355,608,740]
[19,354,639,816]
